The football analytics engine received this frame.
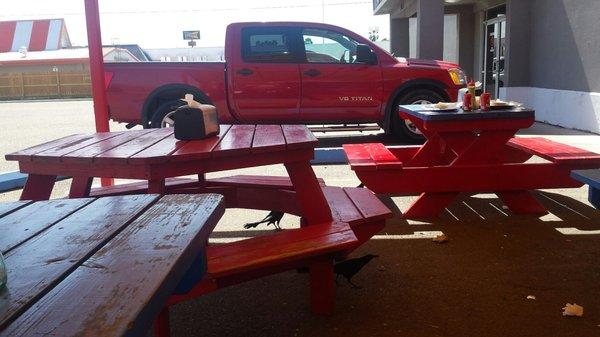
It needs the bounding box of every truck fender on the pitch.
[382,79,450,133]
[141,83,213,127]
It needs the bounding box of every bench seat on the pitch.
[208,222,356,278]
[90,175,326,197]
[343,143,403,171]
[508,137,600,166]
[571,169,600,209]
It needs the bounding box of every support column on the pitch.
[504,0,531,88]
[416,0,444,60]
[390,17,410,57]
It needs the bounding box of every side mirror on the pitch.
[355,44,377,65]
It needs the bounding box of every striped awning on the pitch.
[0,19,71,53]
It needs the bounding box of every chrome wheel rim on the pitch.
[403,99,431,135]
[161,111,176,128]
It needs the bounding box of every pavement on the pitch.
[1,99,600,336]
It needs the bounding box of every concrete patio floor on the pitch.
[1,100,600,336]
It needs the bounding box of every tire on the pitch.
[149,100,187,128]
[390,89,444,143]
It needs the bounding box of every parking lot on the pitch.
[1,99,600,336]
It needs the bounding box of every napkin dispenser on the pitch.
[174,94,219,140]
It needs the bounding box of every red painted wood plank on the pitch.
[90,177,200,197]
[508,137,600,165]
[95,128,173,164]
[1,194,224,337]
[343,187,392,222]
[211,124,255,158]
[364,143,403,170]
[31,132,125,163]
[61,129,154,164]
[206,175,326,190]
[0,198,93,254]
[208,222,356,277]
[322,187,364,225]
[128,133,185,164]
[5,134,88,161]
[28,20,50,51]
[281,125,318,150]
[0,194,159,331]
[208,222,350,259]
[251,125,286,153]
[170,124,232,161]
[342,144,377,171]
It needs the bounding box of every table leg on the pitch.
[497,191,548,215]
[69,176,93,198]
[309,256,335,315]
[402,192,458,219]
[20,174,56,201]
[148,179,166,194]
[285,161,332,225]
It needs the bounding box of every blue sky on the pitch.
[0,0,390,48]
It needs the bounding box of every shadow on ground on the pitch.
[168,191,600,337]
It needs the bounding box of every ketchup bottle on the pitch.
[463,92,472,111]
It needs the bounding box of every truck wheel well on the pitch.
[383,82,450,133]
[141,84,212,128]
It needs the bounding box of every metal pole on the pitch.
[84,0,113,187]
[84,0,110,133]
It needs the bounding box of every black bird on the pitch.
[334,254,379,289]
[243,211,285,230]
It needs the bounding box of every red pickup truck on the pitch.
[105,22,467,141]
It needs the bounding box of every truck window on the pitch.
[302,28,358,64]
[242,27,297,63]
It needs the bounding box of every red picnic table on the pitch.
[5,124,391,327]
[344,105,600,218]
[6,124,332,225]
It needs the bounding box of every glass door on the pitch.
[482,15,506,99]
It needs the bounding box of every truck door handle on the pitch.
[303,69,321,77]
[237,68,254,76]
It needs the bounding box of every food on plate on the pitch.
[433,102,456,110]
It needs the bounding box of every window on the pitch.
[242,28,296,63]
[302,28,359,63]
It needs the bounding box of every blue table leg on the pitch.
[589,187,600,209]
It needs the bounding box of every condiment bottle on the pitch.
[467,80,476,110]
[480,92,490,111]
[463,92,472,111]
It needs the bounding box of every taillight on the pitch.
[104,71,114,90]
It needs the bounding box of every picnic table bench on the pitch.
[0,194,224,337]
[343,105,600,218]
[571,169,600,209]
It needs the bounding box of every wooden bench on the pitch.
[343,143,404,171]
[159,185,391,336]
[507,137,600,166]
[571,169,600,209]
[168,222,357,312]
[90,175,326,197]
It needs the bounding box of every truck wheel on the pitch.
[149,100,187,128]
[391,89,444,143]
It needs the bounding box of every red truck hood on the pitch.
[397,57,460,69]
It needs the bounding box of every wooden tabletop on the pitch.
[0,194,224,337]
[399,104,535,121]
[5,124,317,166]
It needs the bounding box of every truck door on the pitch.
[229,27,302,122]
[299,28,383,121]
